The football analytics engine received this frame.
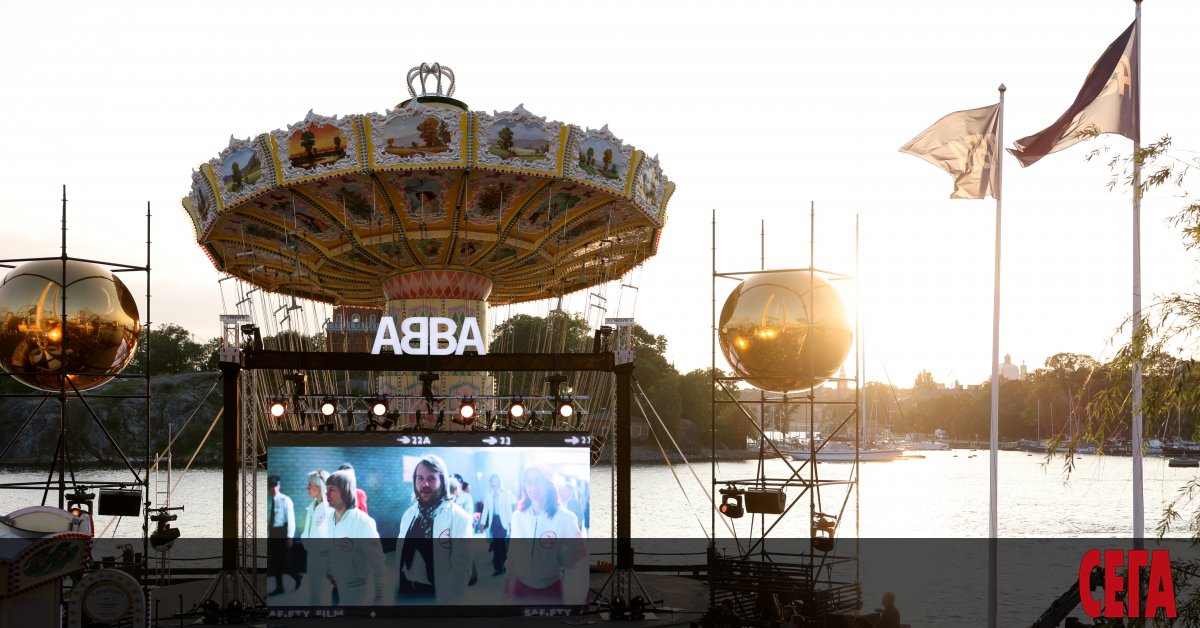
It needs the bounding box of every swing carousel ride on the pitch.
[183,63,673,425]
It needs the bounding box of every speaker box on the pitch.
[743,489,786,514]
[98,489,142,517]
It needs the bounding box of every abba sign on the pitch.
[370,316,486,355]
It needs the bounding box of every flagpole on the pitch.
[987,83,1005,628]
[1131,0,1144,547]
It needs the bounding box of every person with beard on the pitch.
[325,469,388,606]
[396,454,473,603]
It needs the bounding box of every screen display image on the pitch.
[266,431,591,617]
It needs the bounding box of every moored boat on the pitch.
[788,441,906,462]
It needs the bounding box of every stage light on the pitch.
[719,487,743,519]
[509,398,526,419]
[320,397,337,416]
[67,488,95,516]
[269,398,286,419]
[201,599,220,624]
[458,398,476,421]
[593,325,613,353]
[285,372,307,397]
[556,397,574,420]
[629,595,647,621]
[150,508,180,550]
[368,398,388,417]
[240,324,263,351]
[418,372,439,404]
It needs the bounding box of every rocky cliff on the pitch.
[0,371,225,466]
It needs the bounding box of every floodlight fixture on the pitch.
[240,324,264,351]
[718,486,744,519]
[67,488,95,517]
[284,372,307,397]
[269,398,287,419]
[150,507,182,550]
[418,372,439,402]
[556,398,574,419]
[459,398,476,421]
[593,325,613,353]
[320,397,337,417]
[369,397,388,417]
[508,398,526,420]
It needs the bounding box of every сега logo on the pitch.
[1078,549,1176,619]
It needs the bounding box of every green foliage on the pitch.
[497,126,514,152]
[629,324,681,434]
[489,313,592,395]
[913,369,936,390]
[125,323,219,375]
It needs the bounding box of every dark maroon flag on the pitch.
[1009,21,1137,167]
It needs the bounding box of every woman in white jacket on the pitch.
[325,469,388,606]
[506,463,586,604]
[300,470,334,605]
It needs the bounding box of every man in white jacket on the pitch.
[325,469,388,606]
[396,454,473,604]
[478,474,516,577]
[268,475,298,596]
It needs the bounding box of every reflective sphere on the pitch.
[0,260,141,392]
[718,271,853,393]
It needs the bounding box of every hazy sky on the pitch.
[1,0,1197,387]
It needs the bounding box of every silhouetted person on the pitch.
[876,592,900,628]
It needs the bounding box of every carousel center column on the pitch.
[380,269,494,430]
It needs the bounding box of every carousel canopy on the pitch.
[183,63,673,306]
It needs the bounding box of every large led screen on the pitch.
[266,431,591,617]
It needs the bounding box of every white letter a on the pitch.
[371,316,401,354]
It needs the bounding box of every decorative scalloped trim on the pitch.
[474,105,564,176]
[630,151,668,225]
[272,111,362,184]
[563,125,634,196]
[366,102,466,170]
[210,134,276,209]
[186,169,217,240]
